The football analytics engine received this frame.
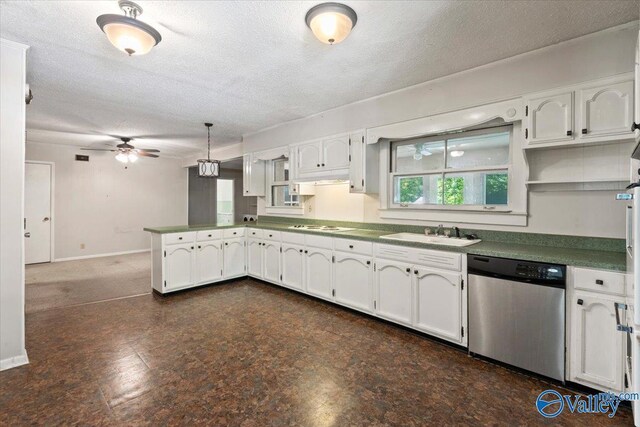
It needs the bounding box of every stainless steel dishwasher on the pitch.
[468,255,566,381]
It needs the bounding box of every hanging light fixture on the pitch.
[305,2,357,45]
[198,123,220,177]
[96,0,162,56]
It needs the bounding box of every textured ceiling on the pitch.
[1,1,638,156]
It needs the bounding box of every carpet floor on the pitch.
[25,252,151,313]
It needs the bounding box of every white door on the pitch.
[414,267,462,343]
[322,135,350,171]
[262,241,281,284]
[247,238,263,278]
[375,260,413,326]
[196,240,223,284]
[348,132,364,193]
[578,80,634,140]
[165,243,195,290]
[297,142,322,174]
[223,238,245,278]
[334,252,373,313]
[526,91,574,144]
[570,292,623,392]
[282,244,304,291]
[306,247,333,300]
[25,162,52,264]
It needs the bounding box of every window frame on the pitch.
[267,158,300,208]
[388,125,513,212]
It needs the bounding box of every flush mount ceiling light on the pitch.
[450,150,465,157]
[97,0,161,56]
[305,2,357,45]
[198,123,220,177]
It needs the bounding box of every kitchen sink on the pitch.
[380,232,481,247]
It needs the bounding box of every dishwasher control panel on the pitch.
[515,264,563,281]
[468,255,566,287]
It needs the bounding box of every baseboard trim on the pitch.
[0,350,29,371]
[54,249,150,263]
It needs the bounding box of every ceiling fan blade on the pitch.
[137,152,159,158]
[81,148,117,151]
[136,148,160,153]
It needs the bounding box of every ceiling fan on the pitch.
[82,137,160,163]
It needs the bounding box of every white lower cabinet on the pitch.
[374,260,413,326]
[247,238,263,278]
[165,243,195,291]
[570,292,623,392]
[333,252,373,313]
[223,238,246,279]
[263,241,281,284]
[305,247,333,300]
[282,244,304,291]
[414,267,463,343]
[196,240,223,284]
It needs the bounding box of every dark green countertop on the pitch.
[144,222,627,272]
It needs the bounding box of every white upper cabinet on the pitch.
[196,240,223,284]
[577,79,634,141]
[243,153,265,196]
[165,243,195,290]
[282,244,304,291]
[635,35,640,139]
[297,141,323,175]
[333,252,373,313]
[322,135,350,171]
[223,238,245,279]
[413,267,462,343]
[374,260,413,326]
[262,241,281,284]
[305,247,333,301]
[525,90,574,145]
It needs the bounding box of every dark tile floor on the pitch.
[0,278,633,426]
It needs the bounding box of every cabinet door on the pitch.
[263,241,281,284]
[223,238,245,278]
[243,154,265,196]
[527,91,573,144]
[306,247,333,300]
[165,243,195,290]
[578,80,634,140]
[247,239,263,278]
[282,244,304,291]
[374,260,413,326]
[322,135,350,171]
[570,293,623,392]
[297,142,322,174]
[196,240,223,284]
[334,252,373,313]
[349,133,364,193]
[635,38,640,139]
[414,267,462,343]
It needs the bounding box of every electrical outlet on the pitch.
[80,243,85,249]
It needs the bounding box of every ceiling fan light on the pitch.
[115,152,129,163]
[128,152,138,162]
[306,3,357,45]
[450,150,465,157]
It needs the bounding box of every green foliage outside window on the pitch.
[398,176,423,203]
[438,177,464,205]
[485,173,508,205]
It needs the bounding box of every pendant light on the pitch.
[305,2,357,45]
[198,123,220,177]
[96,0,162,56]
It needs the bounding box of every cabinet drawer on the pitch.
[334,238,373,256]
[375,244,411,262]
[247,228,263,238]
[413,249,461,272]
[263,230,281,241]
[196,230,223,242]
[282,232,305,245]
[223,228,245,238]
[164,232,196,245]
[573,267,625,296]
[305,234,333,250]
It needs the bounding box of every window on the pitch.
[216,179,234,225]
[270,158,299,207]
[391,126,511,208]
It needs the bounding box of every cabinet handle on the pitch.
[225,243,228,246]
[191,246,194,249]
[208,234,212,237]
[366,260,371,265]
[406,268,410,273]
[316,164,320,167]
[233,232,237,235]
[595,279,604,285]
[349,245,354,249]
[577,298,584,305]
[322,163,325,167]
[269,234,272,237]
[566,130,572,136]
[198,245,201,249]
[299,249,303,253]
[304,250,308,254]
[178,237,183,240]
[581,128,588,135]
[632,122,640,132]
[414,270,418,275]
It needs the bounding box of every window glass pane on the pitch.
[393,175,442,205]
[271,185,299,207]
[394,140,445,173]
[442,171,508,205]
[273,159,289,182]
[216,179,234,225]
[446,131,510,169]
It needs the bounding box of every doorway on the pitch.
[25,162,53,264]
[216,179,234,225]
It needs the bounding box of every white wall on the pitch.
[26,142,188,260]
[244,23,639,238]
[1,39,29,370]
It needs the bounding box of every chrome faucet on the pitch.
[436,224,444,236]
